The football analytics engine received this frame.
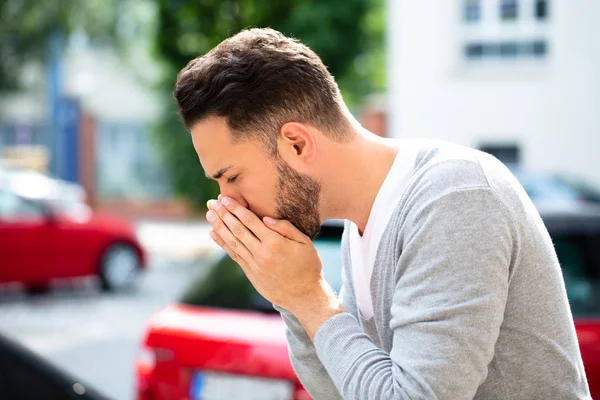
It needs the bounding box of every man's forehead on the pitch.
[190,116,267,177]
[198,153,236,180]
[190,117,235,169]
[190,117,232,149]
[192,138,262,184]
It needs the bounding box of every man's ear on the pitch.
[278,122,317,162]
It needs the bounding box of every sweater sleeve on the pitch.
[277,309,342,400]
[275,226,356,400]
[313,187,516,399]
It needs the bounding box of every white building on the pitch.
[0,38,169,201]
[387,0,600,185]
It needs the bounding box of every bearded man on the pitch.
[173,28,590,399]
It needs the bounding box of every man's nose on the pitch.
[218,185,249,209]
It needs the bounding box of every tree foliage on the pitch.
[152,0,384,211]
[0,0,385,211]
[0,0,130,90]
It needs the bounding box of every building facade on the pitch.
[387,0,600,185]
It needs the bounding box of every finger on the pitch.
[209,230,248,269]
[263,217,309,243]
[206,210,253,263]
[209,229,226,248]
[208,200,261,254]
[219,197,273,241]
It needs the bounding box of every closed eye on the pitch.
[227,175,238,184]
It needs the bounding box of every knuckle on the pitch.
[243,215,255,228]
[256,249,271,264]
[232,224,245,237]
[228,239,238,250]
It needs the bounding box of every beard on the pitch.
[274,159,322,240]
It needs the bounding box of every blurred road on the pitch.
[0,220,220,400]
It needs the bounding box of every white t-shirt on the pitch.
[349,142,418,320]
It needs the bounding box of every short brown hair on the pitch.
[173,28,351,154]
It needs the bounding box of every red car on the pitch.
[0,186,146,292]
[136,208,600,400]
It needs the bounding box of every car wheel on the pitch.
[25,284,51,296]
[99,244,140,292]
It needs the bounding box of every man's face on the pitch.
[190,117,322,239]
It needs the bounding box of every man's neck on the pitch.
[322,130,399,234]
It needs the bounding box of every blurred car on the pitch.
[0,331,111,400]
[136,209,600,400]
[0,164,87,208]
[512,169,600,204]
[553,174,600,203]
[0,181,147,293]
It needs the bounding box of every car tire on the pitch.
[99,244,140,292]
[25,284,51,296]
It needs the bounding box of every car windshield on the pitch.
[554,233,600,317]
[556,176,600,203]
[179,234,343,313]
[515,172,580,203]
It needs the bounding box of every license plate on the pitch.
[190,371,293,400]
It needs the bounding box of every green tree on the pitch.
[0,0,120,90]
[0,0,156,91]
[152,0,384,212]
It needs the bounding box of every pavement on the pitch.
[135,219,222,263]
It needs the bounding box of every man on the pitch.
[173,28,591,399]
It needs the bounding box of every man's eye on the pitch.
[227,175,238,183]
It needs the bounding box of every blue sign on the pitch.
[56,97,81,183]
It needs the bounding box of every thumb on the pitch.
[263,217,307,242]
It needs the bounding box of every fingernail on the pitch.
[264,217,276,225]
[207,211,216,223]
[206,200,219,210]
[221,197,231,206]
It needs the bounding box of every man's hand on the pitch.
[206,196,343,340]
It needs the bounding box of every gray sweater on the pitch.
[279,141,591,399]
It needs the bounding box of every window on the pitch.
[179,227,344,312]
[464,40,548,60]
[498,42,519,57]
[500,0,519,21]
[0,191,45,220]
[464,0,481,23]
[479,144,521,166]
[535,0,549,21]
[532,40,547,57]
[554,234,600,317]
[464,43,485,59]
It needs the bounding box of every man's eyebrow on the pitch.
[205,165,233,180]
